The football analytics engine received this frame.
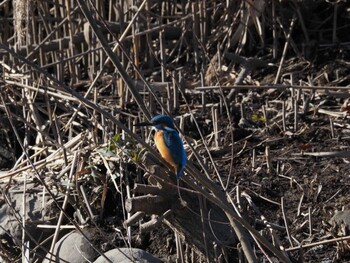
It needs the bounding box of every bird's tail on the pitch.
[176,165,185,179]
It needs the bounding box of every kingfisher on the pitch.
[137,115,187,179]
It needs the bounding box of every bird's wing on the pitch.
[163,127,187,168]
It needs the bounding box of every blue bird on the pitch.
[137,115,187,179]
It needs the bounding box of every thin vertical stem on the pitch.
[294,96,298,132]
[265,145,271,174]
[308,207,313,237]
[281,197,294,247]
[330,117,335,138]
[22,173,27,263]
[282,100,286,132]
[272,0,277,59]
[252,148,256,171]
[274,15,297,84]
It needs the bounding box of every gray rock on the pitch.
[43,231,98,263]
[93,248,162,263]
[0,183,49,240]
[330,210,350,227]
[0,182,54,260]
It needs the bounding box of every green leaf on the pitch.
[96,147,115,157]
[252,114,259,121]
[112,134,120,142]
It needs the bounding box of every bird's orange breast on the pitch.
[154,130,178,170]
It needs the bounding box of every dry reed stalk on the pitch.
[274,14,297,84]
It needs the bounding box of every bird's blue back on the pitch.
[162,127,187,178]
